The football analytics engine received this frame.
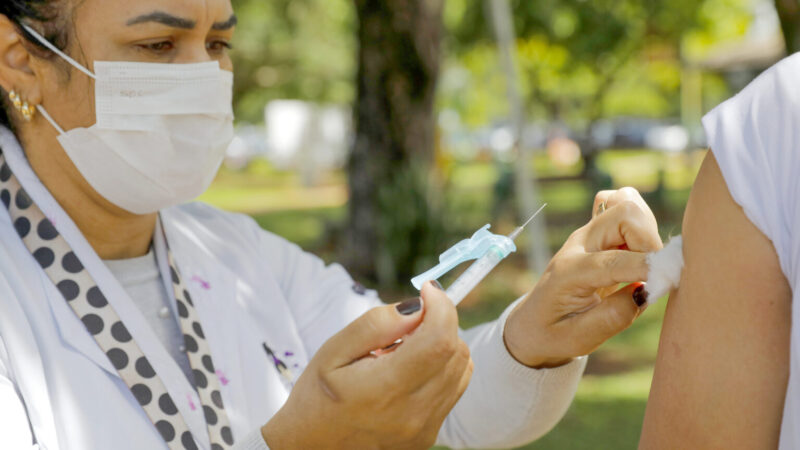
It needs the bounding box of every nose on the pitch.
[176,42,216,64]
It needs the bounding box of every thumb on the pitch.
[572,282,646,348]
[316,298,424,369]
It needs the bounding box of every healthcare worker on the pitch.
[0,1,662,449]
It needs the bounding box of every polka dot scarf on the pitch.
[0,152,234,450]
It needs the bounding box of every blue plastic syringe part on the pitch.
[410,224,517,291]
[410,204,546,306]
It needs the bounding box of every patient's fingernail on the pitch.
[431,280,443,291]
[396,298,422,315]
[633,285,649,307]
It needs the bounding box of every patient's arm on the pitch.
[639,152,792,449]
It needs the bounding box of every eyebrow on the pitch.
[212,15,238,31]
[127,11,196,29]
[126,12,237,31]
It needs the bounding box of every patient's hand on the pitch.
[639,153,791,449]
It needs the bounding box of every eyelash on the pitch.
[137,40,234,54]
[208,40,234,52]
[140,41,174,53]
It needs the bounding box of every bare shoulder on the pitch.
[639,151,791,449]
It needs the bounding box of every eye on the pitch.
[207,40,234,52]
[137,40,175,53]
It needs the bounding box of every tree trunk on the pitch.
[775,0,800,54]
[344,0,444,283]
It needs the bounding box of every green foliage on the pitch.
[438,0,754,130]
[230,0,356,123]
[226,0,754,129]
[682,0,754,60]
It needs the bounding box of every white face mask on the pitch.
[22,24,235,215]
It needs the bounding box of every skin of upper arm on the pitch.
[639,152,792,449]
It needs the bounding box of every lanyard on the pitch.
[0,151,234,450]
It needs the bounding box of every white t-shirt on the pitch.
[702,52,800,449]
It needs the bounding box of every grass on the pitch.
[524,369,654,450]
[199,149,704,450]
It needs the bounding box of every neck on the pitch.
[17,126,156,260]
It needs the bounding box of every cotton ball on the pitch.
[645,236,683,303]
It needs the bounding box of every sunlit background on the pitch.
[200,0,792,447]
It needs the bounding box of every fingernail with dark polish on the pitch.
[396,297,422,315]
[431,280,443,291]
[633,285,649,307]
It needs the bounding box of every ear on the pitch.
[0,15,42,106]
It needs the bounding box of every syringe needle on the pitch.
[508,203,548,241]
[520,203,547,229]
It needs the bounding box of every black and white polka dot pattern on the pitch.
[0,153,233,449]
[167,250,234,447]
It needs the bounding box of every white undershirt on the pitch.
[103,248,195,388]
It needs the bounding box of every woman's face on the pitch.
[35,0,236,132]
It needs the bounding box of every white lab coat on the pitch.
[0,127,586,450]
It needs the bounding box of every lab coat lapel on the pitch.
[186,258,299,431]
[157,223,261,438]
[160,208,307,430]
[0,129,120,380]
[0,128,212,446]
[0,228,60,449]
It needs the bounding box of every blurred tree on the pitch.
[230,0,356,123]
[437,0,703,219]
[343,0,447,284]
[442,0,704,137]
[775,0,800,53]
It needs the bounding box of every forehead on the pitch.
[75,0,235,28]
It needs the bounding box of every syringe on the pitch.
[445,204,547,305]
[410,204,547,306]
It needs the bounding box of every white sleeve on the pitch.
[702,53,800,279]
[0,337,38,449]
[437,298,586,449]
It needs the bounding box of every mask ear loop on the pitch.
[35,104,65,134]
[20,24,93,135]
[20,24,96,80]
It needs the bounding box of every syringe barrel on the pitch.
[445,246,505,306]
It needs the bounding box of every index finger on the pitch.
[389,282,461,381]
[585,200,663,253]
[329,285,459,396]
[416,281,460,338]
[603,187,652,217]
[565,282,644,355]
[571,250,650,294]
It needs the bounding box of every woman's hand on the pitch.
[262,281,473,449]
[505,187,663,368]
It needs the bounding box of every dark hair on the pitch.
[0,0,68,129]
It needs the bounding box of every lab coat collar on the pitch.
[0,127,218,448]
[0,127,121,375]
